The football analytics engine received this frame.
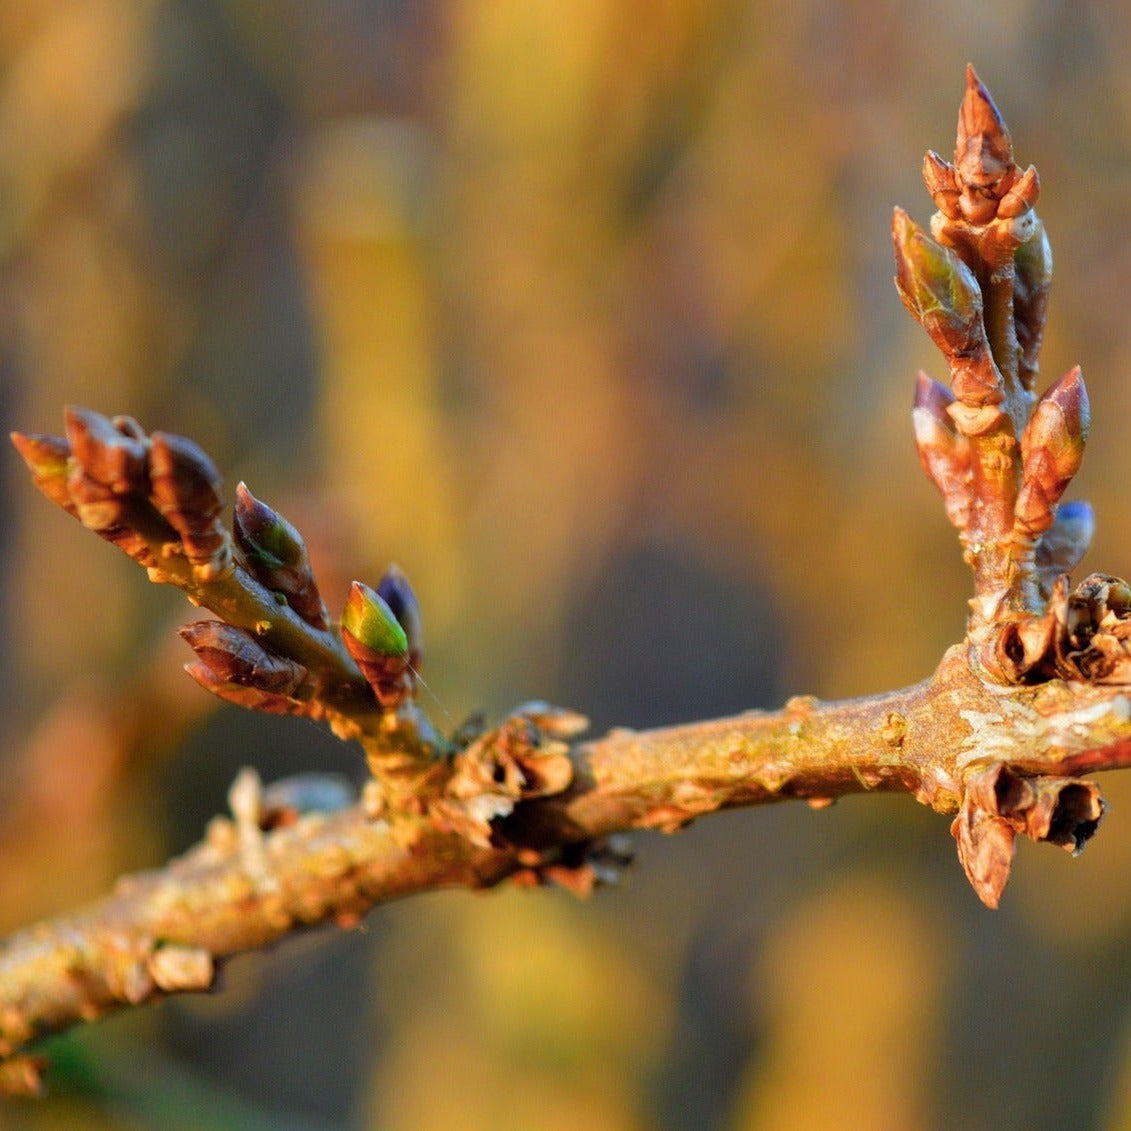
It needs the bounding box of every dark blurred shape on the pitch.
[555,540,783,734]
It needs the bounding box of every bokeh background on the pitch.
[5,1,1131,1128]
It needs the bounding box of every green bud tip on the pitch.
[234,482,307,570]
[376,564,423,656]
[892,208,982,329]
[342,581,408,658]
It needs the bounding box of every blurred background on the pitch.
[5,0,1131,1127]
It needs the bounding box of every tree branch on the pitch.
[3,66,1131,1096]
[1,641,1128,1092]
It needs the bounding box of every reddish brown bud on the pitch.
[912,373,971,529]
[922,150,960,219]
[64,406,149,495]
[998,163,1040,219]
[178,620,307,695]
[149,432,230,576]
[1016,367,1089,537]
[955,64,1015,215]
[183,661,308,715]
[10,431,76,514]
[233,482,328,628]
[952,763,1023,908]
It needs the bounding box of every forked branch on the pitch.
[4,66,1131,1097]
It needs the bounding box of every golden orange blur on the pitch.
[5,1,1131,1127]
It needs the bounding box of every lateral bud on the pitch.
[922,150,960,219]
[1015,367,1089,538]
[233,482,329,629]
[892,209,996,402]
[998,163,1040,219]
[912,373,971,529]
[952,765,1017,909]
[178,620,307,696]
[1034,500,1093,597]
[183,660,309,715]
[376,564,424,670]
[340,580,413,709]
[1013,221,1053,391]
[149,432,231,578]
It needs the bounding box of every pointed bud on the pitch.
[64,405,148,495]
[233,483,328,629]
[149,432,230,577]
[922,150,960,219]
[1035,500,1093,596]
[998,163,1040,219]
[178,620,307,695]
[912,373,970,529]
[955,65,1015,210]
[893,208,992,369]
[1016,367,1089,537]
[341,581,411,709]
[376,564,423,668]
[183,661,308,715]
[342,581,407,657]
[952,770,1018,910]
[1013,222,1052,391]
[10,431,76,514]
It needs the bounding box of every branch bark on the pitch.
[1,642,1128,1093]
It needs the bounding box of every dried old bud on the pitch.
[341,580,412,709]
[912,373,971,529]
[376,564,423,669]
[951,798,1015,909]
[233,482,328,629]
[1034,500,1093,597]
[178,620,307,695]
[9,431,76,514]
[1066,574,1131,651]
[953,763,1104,907]
[892,209,994,390]
[64,405,148,495]
[149,432,230,577]
[1015,367,1089,538]
[431,712,575,847]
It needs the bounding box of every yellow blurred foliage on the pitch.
[6,1,1131,1127]
[730,876,944,1131]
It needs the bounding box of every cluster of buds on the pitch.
[10,407,427,728]
[893,69,1127,903]
[894,67,1091,644]
[12,406,229,579]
